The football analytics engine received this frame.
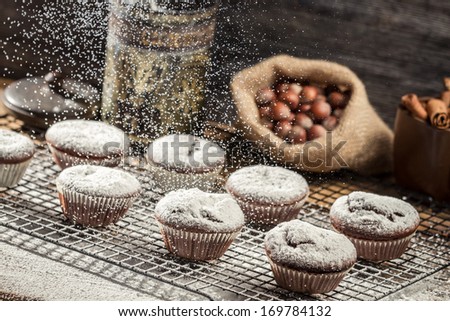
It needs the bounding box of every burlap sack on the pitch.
[230,55,393,174]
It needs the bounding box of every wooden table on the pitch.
[0,1,449,300]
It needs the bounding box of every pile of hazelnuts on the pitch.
[256,80,350,144]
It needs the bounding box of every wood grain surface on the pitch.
[0,0,449,126]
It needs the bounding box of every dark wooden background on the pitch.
[1,0,449,127]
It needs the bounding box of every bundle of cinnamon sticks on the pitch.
[401,77,450,129]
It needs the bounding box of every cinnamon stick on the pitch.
[441,90,450,107]
[426,98,449,129]
[444,77,450,91]
[401,93,427,120]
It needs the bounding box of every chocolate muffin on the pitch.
[225,165,309,224]
[46,120,125,169]
[0,129,35,187]
[330,191,420,261]
[147,134,225,192]
[56,165,141,227]
[265,220,357,294]
[154,188,245,261]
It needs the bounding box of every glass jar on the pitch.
[101,0,219,144]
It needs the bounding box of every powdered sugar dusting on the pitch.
[265,220,357,272]
[330,192,420,238]
[56,165,141,198]
[0,129,35,161]
[155,188,245,233]
[148,134,225,172]
[45,120,125,157]
[226,165,309,204]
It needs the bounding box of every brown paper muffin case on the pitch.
[346,233,415,262]
[48,144,121,169]
[58,188,137,227]
[156,222,241,261]
[267,257,350,294]
[231,195,307,225]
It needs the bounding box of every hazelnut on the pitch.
[257,80,347,140]
[307,124,327,140]
[274,120,292,139]
[298,103,311,112]
[288,83,303,96]
[310,101,332,120]
[287,112,296,122]
[259,106,272,118]
[287,125,307,144]
[317,86,325,96]
[300,86,319,103]
[294,113,314,130]
[275,82,290,94]
[333,108,345,118]
[256,87,276,105]
[322,116,338,131]
[315,94,327,103]
[324,84,339,95]
[271,101,291,121]
[279,90,300,110]
[327,92,348,109]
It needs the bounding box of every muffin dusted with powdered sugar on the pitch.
[0,129,35,162]
[46,120,125,169]
[147,134,225,192]
[155,188,245,261]
[56,165,141,227]
[56,165,141,198]
[330,191,420,261]
[155,188,244,232]
[265,220,356,294]
[0,129,35,187]
[225,165,309,224]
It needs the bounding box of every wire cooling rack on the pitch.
[0,148,449,301]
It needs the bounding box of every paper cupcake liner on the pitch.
[156,221,241,261]
[267,257,350,294]
[0,158,32,187]
[230,194,307,225]
[48,144,121,169]
[57,187,137,227]
[346,233,415,262]
[148,164,223,193]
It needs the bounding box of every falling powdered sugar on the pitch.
[56,165,141,198]
[265,220,357,273]
[226,165,309,204]
[330,191,420,239]
[46,120,125,157]
[0,129,35,162]
[155,188,245,233]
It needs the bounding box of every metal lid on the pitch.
[1,71,99,129]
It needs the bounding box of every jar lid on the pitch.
[1,71,99,129]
